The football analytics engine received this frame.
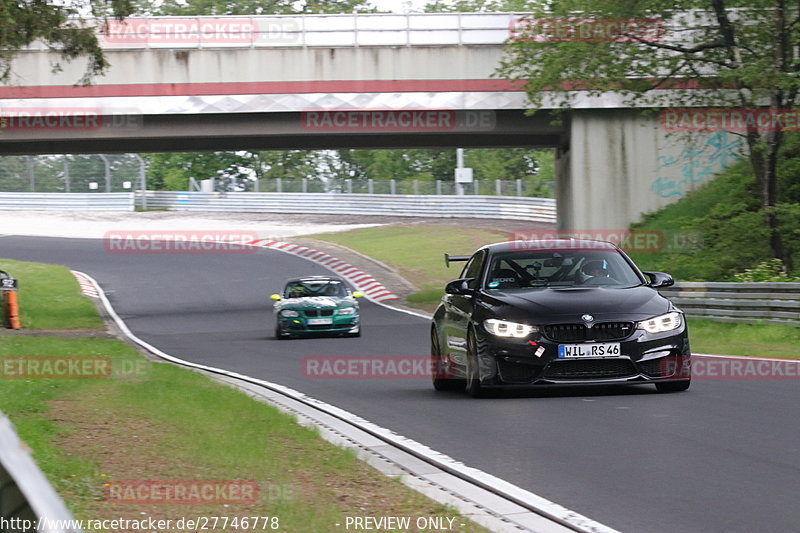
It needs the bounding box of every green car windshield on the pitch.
[284,280,347,298]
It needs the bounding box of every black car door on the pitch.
[443,250,486,357]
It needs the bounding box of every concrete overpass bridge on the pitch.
[0,12,741,229]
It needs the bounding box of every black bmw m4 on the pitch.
[431,240,691,397]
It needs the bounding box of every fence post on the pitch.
[390,179,396,194]
[254,178,259,192]
[368,179,374,194]
[516,179,522,196]
[63,158,71,193]
[495,179,502,196]
[345,178,352,193]
[436,180,442,195]
[302,178,308,193]
[413,180,419,195]
[276,178,282,193]
[473,180,479,195]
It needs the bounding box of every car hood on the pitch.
[480,285,672,323]
[278,296,353,309]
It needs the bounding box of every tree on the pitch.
[496,0,800,271]
[0,0,134,84]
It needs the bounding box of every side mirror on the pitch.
[445,278,475,296]
[643,271,674,289]
[270,294,282,301]
[352,291,364,298]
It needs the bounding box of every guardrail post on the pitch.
[495,179,502,196]
[516,179,522,196]
[254,178,260,192]
[302,178,308,193]
[473,180,479,195]
[368,179,374,194]
[413,180,419,195]
[390,179,396,194]
[276,178,282,193]
[0,270,20,330]
[436,180,442,195]
[346,179,352,194]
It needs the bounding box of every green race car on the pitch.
[271,276,363,339]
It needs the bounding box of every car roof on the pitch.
[479,239,620,253]
[284,275,345,284]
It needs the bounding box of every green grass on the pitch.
[313,224,507,309]
[688,319,800,358]
[0,258,102,329]
[0,258,487,532]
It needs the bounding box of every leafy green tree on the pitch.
[423,0,531,12]
[0,0,134,84]
[497,0,800,271]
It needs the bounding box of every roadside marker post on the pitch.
[0,270,20,329]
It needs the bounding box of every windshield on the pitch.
[485,250,643,289]
[284,280,346,298]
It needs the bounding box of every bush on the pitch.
[733,259,800,282]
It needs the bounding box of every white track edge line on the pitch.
[75,270,619,533]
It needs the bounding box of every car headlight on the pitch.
[337,307,356,315]
[280,310,300,318]
[483,318,538,338]
[637,311,682,333]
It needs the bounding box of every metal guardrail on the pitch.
[0,413,82,533]
[661,282,800,326]
[0,193,134,211]
[137,191,557,223]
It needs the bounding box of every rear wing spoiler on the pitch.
[444,253,470,268]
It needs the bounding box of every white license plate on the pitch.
[558,343,621,358]
[307,318,333,325]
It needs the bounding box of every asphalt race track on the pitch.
[3,235,799,533]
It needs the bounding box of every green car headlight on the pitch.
[337,307,356,316]
[280,309,300,318]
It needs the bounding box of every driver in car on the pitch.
[581,260,610,281]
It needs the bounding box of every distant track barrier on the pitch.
[661,282,800,326]
[137,191,558,223]
[0,193,133,211]
[0,413,82,533]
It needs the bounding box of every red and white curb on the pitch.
[246,240,400,303]
[71,270,99,298]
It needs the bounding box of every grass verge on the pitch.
[313,225,507,310]
[0,258,488,532]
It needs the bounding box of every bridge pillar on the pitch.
[556,109,743,231]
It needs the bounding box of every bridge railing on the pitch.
[0,413,82,533]
[661,282,800,326]
[21,13,524,50]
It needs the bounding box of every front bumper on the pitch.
[472,325,691,387]
[278,315,359,336]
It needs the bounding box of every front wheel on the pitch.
[431,327,463,391]
[655,379,690,393]
[465,329,488,398]
[275,323,289,340]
